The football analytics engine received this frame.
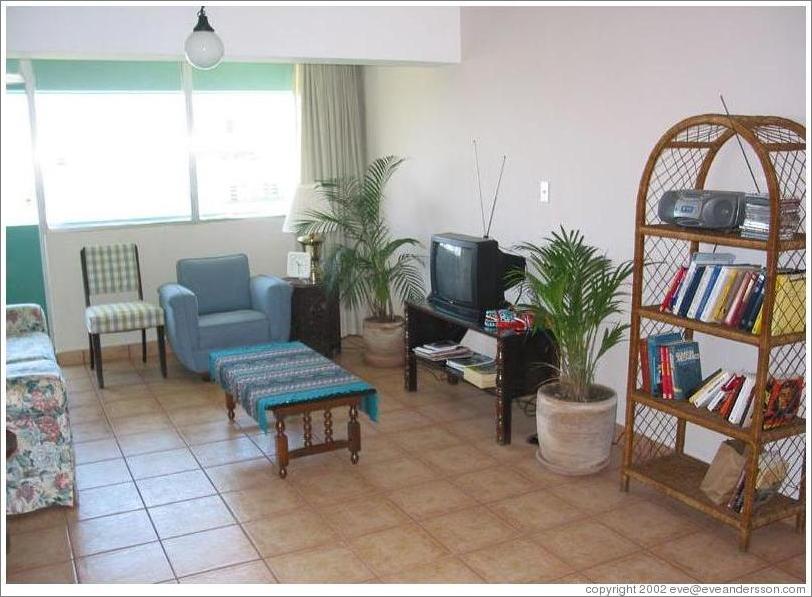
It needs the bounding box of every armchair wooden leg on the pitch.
[156,326,168,379]
[141,329,147,363]
[88,334,95,370]
[91,334,104,388]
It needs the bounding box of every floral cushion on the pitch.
[6,332,56,364]
[6,303,48,337]
[6,361,66,417]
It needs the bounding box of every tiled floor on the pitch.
[6,339,807,584]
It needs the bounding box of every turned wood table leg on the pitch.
[303,411,313,448]
[275,416,289,478]
[348,403,361,464]
[324,409,334,444]
[225,392,236,421]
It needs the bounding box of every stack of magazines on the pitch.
[413,341,472,362]
[740,196,801,241]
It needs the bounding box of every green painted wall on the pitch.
[6,225,48,318]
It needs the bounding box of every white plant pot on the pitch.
[362,317,405,368]
[535,383,618,476]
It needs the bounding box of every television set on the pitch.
[427,232,525,322]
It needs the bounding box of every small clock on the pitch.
[287,251,311,280]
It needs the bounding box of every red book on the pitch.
[724,271,754,327]
[660,267,687,312]
[639,341,651,393]
[660,345,672,399]
[730,272,758,328]
[717,376,745,418]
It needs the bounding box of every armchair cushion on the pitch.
[250,275,293,342]
[7,304,48,337]
[177,254,252,315]
[198,309,270,350]
[7,332,56,365]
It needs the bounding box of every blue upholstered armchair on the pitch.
[158,254,293,373]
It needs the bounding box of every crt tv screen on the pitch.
[433,242,474,304]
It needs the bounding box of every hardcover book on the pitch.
[647,333,682,396]
[666,341,702,400]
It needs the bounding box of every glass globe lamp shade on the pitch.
[185,30,224,70]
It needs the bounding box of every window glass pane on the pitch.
[192,91,297,219]
[36,92,191,227]
[2,91,38,226]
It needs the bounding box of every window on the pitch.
[3,61,38,226]
[192,63,297,219]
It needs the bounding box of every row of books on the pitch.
[727,450,787,514]
[659,255,805,336]
[413,341,497,389]
[639,333,702,399]
[689,371,803,429]
[739,196,801,241]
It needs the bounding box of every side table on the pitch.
[285,278,341,358]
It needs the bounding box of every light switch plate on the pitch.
[540,181,549,203]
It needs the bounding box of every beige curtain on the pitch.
[296,63,366,336]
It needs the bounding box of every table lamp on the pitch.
[283,184,327,284]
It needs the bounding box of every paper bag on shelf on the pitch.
[700,439,746,505]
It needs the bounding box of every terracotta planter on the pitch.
[362,317,405,368]
[535,383,617,476]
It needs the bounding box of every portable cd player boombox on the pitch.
[657,190,763,230]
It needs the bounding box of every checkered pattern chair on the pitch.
[80,243,167,388]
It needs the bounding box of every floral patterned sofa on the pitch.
[6,304,75,514]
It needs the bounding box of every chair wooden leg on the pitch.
[141,329,147,363]
[91,333,104,388]
[88,334,95,370]
[156,326,167,379]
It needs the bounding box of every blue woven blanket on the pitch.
[209,342,378,432]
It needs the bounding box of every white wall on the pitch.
[45,217,297,353]
[364,6,806,461]
[5,5,461,64]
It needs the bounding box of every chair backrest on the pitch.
[80,243,142,305]
[176,254,252,315]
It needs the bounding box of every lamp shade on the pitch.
[283,184,328,233]
[185,7,224,70]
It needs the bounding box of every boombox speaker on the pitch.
[657,190,752,230]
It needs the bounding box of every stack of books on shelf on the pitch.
[413,341,472,362]
[639,332,703,400]
[688,371,804,429]
[448,353,497,389]
[727,449,788,514]
[658,252,805,336]
[739,196,801,241]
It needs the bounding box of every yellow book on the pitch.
[771,272,806,335]
[752,304,763,335]
[711,268,739,322]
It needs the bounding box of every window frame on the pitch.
[11,59,297,232]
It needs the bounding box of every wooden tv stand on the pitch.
[404,300,556,445]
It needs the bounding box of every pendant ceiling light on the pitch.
[185,6,224,70]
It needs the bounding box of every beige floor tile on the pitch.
[390,425,464,452]
[584,552,697,583]
[372,409,434,434]
[149,379,209,396]
[70,482,144,521]
[103,396,163,419]
[137,469,216,507]
[289,465,373,506]
[736,566,805,584]
[168,406,227,428]
[6,561,77,584]
[351,523,449,576]
[421,444,499,475]
[653,531,769,582]
[776,554,806,580]
[76,541,174,583]
[532,520,639,570]
[70,510,157,557]
[462,538,574,582]
[157,393,218,412]
[510,456,578,487]
[360,456,437,490]
[111,413,174,436]
[6,525,72,572]
[242,508,338,558]
[321,495,411,538]
[598,500,698,547]
[444,416,497,441]
[191,436,264,468]
[179,560,277,583]
[489,489,584,532]
[149,494,234,539]
[71,419,114,443]
[98,384,151,403]
[747,522,807,563]
[380,557,483,583]
[74,438,123,464]
[99,370,144,386]
[162,525,259,577]
[117,428,186,457]
[66,376,95,392]
[126,447,199,479]
[75,458,132,490]
[451,465,536,503]
[7,506,68,535]
[178,420,245,445]
[416,400,485,423]
[351,432,408,464]
[550,476,642,513]
[387,479,476,519]
[67,390,101,408]
[267,546,375,583]
[220,481,304,522]
[205,457,277,493]
[423,506,517,553]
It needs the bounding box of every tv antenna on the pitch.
[485,155,507,238]
[719,94,761,194]
[472,139,487,236]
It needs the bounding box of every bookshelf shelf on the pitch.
[622,113,806,552]
[638,305,805,347]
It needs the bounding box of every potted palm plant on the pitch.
[296,155,424,367]
[514,227,633,475]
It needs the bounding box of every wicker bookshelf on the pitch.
[621,114,806,551]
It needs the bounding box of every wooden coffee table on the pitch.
[209,342,378,478]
